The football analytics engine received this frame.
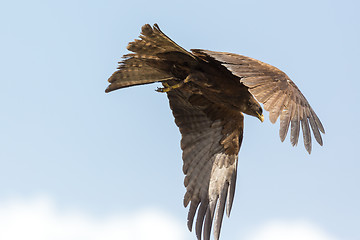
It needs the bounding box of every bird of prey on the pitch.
[106,24,325,240]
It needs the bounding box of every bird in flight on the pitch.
[106,24,325,240]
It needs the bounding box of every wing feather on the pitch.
[255,85,279,103]
[309,110,323,145]
[250,82,276,96]
[311,109,325,134]
[187,200,200,231]
[193,50,325,153]
[226,170,237,217]
[301,117,312,152]
[203,196,217,240]
[263,90,281,112]
[280,107,291,142]
[196,202,208,240]
[268,93,287,124]
[290,104,300,146]
[241,76,272,87]
[214,182,228,240]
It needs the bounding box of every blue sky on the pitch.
[0,0,359,240]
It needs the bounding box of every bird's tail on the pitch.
[105,24,197,93]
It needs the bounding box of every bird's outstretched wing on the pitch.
[192,50,325,154]
[167,86,244,240]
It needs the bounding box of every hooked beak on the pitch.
[257,112,264,122]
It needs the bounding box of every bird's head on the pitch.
[243,96,264,122]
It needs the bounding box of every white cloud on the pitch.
[0,195,187,240]
[0,196,339,240]
[244,220,338,240]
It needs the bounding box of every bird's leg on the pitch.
[162,82,171,88]
[156,76,191,93]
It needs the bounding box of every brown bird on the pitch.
[106,24,325,240]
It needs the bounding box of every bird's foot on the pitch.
[156,77,190,93]
[156,82,183,92]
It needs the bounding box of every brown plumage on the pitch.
[106,24,325,240]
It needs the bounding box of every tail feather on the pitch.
[106,24,197,93]
[105,54,173,92]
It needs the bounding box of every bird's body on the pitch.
[106,24,325,240]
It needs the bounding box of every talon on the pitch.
[156,82,171,92]
[156,86,170,93]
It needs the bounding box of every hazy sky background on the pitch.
[0,0,359,240]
